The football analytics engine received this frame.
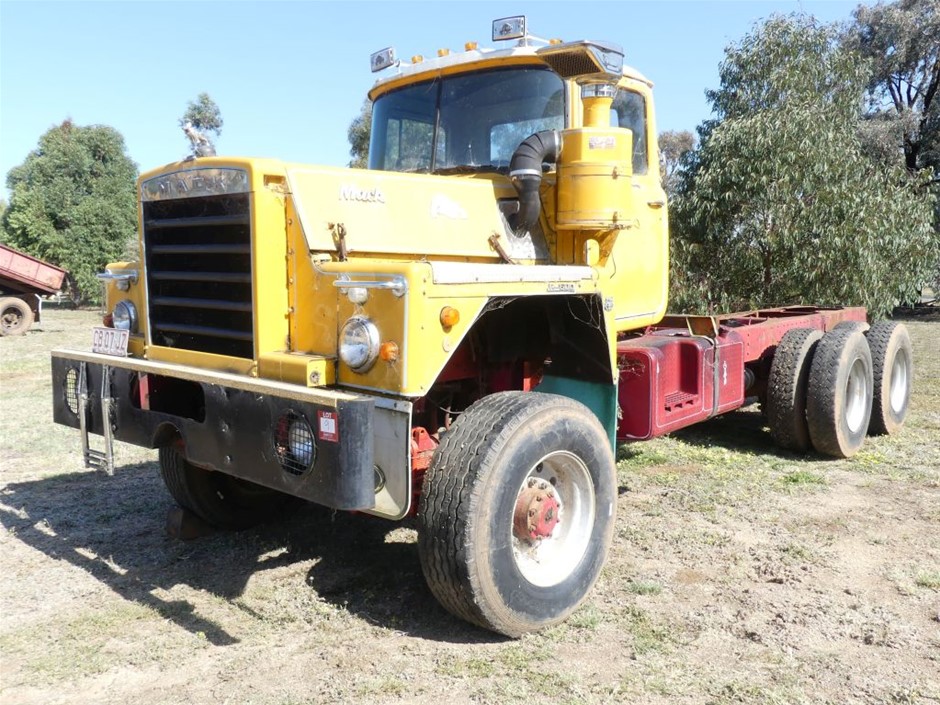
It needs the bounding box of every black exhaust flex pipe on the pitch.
[509,130,561,235]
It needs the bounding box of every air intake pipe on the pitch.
[509,130,561,235]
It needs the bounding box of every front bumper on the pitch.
[51,349,376,511]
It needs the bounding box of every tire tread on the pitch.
[417,391,614,636]
[806,329,873,458]
[767,328,823,452]
[158,446,294,530]
[866,321,913,435]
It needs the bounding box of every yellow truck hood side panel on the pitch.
[286,166,509,259]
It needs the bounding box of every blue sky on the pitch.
[1,1,859,192]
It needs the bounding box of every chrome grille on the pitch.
[142,193,253,358]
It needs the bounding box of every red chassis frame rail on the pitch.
[615,305,867,441]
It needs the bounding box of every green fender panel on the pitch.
[535,374,618,454]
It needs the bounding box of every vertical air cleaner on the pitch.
[556,83,634,230]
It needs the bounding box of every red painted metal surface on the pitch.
[0,244,67,295]
[656,306,867,362]
[409,426,439,515]
[410,427,438,471]
[617,330,745,440]
[513,478,560,541]
[616,306,867,442]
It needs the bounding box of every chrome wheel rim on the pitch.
[510,450,595,588]
[889,349,910,415]
[845,357,870,434]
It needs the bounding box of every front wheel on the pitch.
[417,391,617,637]
[159,447,297,530]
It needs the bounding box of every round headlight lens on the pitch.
[287,419,315,468]
[112,300,138,333]
[274,411,316,476]
[339,315,380,372]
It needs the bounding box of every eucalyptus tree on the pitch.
[670,14,936,317]
[2,120,138,303]
[850,0,940,173]
[180,93,223,157]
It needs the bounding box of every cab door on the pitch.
[607,81,669,331]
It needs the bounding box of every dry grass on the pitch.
[1,309,938,704]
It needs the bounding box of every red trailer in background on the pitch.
[0,244,67,335]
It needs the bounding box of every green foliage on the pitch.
[659,130,696,198]
[179,92,223,136]
[849,0,940,173]
[670,14,938,318]
[347,100,372,168]
[0,199,8,242]
[2,120,138,303]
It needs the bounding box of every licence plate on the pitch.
[92,327,129,357]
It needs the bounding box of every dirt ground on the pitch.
[1,309,938,705]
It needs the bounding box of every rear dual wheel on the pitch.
[766,328,823,452]
[866,321,913,436]
[806,328,873,458]
[417,392,616,637]
[768,321,914,457]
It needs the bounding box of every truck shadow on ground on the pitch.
[669,406,777,454]
[0,464,502,646]
[618,404,803,463]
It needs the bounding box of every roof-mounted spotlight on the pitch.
[492,15,526,42]
[370,47,398,73]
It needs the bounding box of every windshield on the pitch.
[368,67,565,173]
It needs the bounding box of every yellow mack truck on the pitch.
[51,16,914,637]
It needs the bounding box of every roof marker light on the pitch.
[465,41,478,51]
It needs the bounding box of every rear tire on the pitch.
[417,391,617,637]
[866,321,913,435]
[0,297,34,336]
[832,320,870,334]
[767,328,823,452]
[159,447,296,530]
[806,329,873,458]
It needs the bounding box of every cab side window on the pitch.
[611,90,649,175]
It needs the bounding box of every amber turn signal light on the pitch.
[440,306,460,329]
[379,341,400,362]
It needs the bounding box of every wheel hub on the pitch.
[513,477,560,542]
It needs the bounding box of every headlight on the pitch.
[274,411,316,476]
[339,315,380,372]
[112,300,138,333]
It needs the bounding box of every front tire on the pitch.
[159,447,296,530]
[417,391,617,637]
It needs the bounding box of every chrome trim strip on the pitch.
[334,275,407,297]
[52,349,364,406]
[97,270,138,285]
